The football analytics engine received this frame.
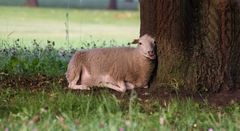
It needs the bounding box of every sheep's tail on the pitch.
[66,52,83,85]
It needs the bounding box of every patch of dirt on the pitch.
[207,88,240,106]
[0,74,67,91]
[0,75,239,107]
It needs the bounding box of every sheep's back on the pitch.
[82,47,135,79]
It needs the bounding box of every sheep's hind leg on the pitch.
[68,75,90,90]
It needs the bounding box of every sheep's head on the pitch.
[132,34,156,60]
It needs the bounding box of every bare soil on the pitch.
[0,75,239,107]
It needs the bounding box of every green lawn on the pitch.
[0,6,240,131]
[0,6,140,48]
[1,87,240,131]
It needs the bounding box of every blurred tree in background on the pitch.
[108,0,117,9]
[26,0,38,6]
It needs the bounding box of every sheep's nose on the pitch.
[148,51,155,56]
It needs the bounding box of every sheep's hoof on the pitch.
[143,86,149,89]
[118,88,126,93]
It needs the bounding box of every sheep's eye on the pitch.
[154,41,156,44]
[139,42,142,45]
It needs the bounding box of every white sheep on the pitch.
[66,34,156,92]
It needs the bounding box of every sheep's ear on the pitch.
[132,39,139,44]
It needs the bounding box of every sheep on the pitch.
[65,34,156,92]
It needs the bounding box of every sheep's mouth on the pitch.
[145,53,156,60]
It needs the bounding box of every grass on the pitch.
[0,6,240,131]
[0,6,140,47]
[0,6,139,25]
[0,87,239,130]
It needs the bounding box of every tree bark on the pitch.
[108,0,117,9]
[26,0,38,7]
[139,0,157,36]
[140,0,240,92]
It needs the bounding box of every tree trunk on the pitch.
[108,0,117,9]
[139,0,157,36]
[140,0,240,93]
[26,0,38,7]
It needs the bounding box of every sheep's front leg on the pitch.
[143,85,149,88]
[125,82,135,90]
[69,85,90,90]
[100,82,126,93]
[117,81,127,92]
